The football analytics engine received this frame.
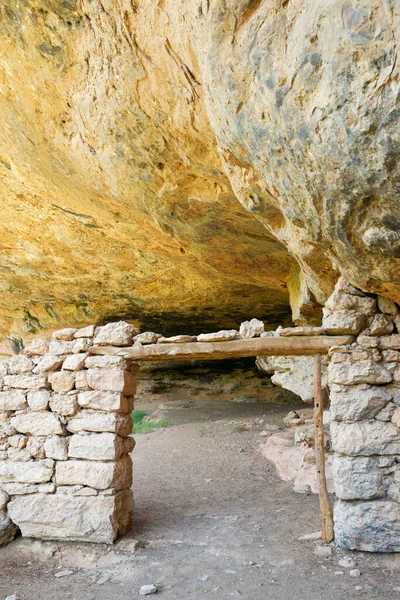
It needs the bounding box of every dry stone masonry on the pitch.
[0,321,138,544]
[325,278,400,552]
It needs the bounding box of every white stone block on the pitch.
[75,370,90,390]
[8,434,27,449]
[62,353,88,371]
[27,390,50,411]
[133,332,160,344]
[323,310,367,335]
[328,359,392,385]
[72,338,92,353]
[197,330,238,342]
[8,489,133,543]
[9,355,34,374]
[24,339,50,357]
[11,412,64,436]
[330,421,400,456]
[332,456,385,500]
[66,410,132,436]
[49,393,79,416]
[52,328,77,341]
[7,447,31,462]
[55,455,132,490]
[379,335,400,350]
[0,390,27,411]
[68,433,125,461]
[48,371,75,393]
[1,482,37,495]
[239,319,264,339]
[86,369,136,394]
[0,459,53,483]
[26,437,46,459]
[77,390,130,413]
[329,385,391,422]
[4,374,47,390]
[93,321,139,346]
[84,355,128,369]
[74,325,96,338]
[49,340,75,355]
[44,436,68,460]
[33,355,64,374]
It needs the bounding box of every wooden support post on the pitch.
[313,353,334,543]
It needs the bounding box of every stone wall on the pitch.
[0,322,137,544]
[324,278,400,552]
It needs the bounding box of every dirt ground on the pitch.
[1,396,400,600]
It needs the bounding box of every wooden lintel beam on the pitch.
[88,335,353,362]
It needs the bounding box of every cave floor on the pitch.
[1,398,400,599]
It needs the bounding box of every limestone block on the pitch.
[278,326,324,336]
[62,353,88,371]
[0,411,9,425]
[24,339,50,357]
[84,355,128,370]
[66,411,132,436]
[239,318,264,339]
[48,371,75,393]
[379,335,400,350]
[4,374,47,390]
[0,363,8,377]
[378,297,399,317]
[33,356,63,376]
[357,335,379,348]
[329,385,391,422]
[11,412,64,436]
[44,436,68,460]
[75,370,90,390]
[370,314,394,336]
[7,447,31,461]
[328,359,392,385]
[0,451,7,460]
[0,510,17,546]
[158,335,197,343]
[8,489,133,543]
[48,340,75,355]
[323,310,366,335]
[74,487,98,496]
[49,393,79,416]
[392,406,400,427]
[56,455,132,490]
[0,490,8,510]
[375,402,396,422]
[52,328,77,341]
[93,321,139,346]
[8,434,27,449]
[1,483,38,495]
[9,355,34,374]
[78,390,130,413]
[0,390,27,411]
[325,292,376,315]
[27,390,50,411]
[74,325,96,338]
[72,338,92,354]
[332,456,385,500]
[382,350,400,362]
[133,332,160,344]
[86,369,136,395]
[0,459,53,483]
[26,437,46,459]
[330,421,400,456]
[197,330,238,342]
[68,433,125,461]
[334,500,400,552]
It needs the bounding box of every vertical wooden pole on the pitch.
[314,353,334,543]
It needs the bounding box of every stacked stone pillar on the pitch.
[324,278,400,551]
[0,321,137,544]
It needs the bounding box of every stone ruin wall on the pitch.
[324,279,400,552]
[0,281,400,551]
[0,321,138,545]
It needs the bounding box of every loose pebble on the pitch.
[54,570,74,578]
[139,584,158,595]
[349,569,361,578]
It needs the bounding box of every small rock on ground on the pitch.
[349,569,361,578]
[54,570,74,578]
[139,584,157,595]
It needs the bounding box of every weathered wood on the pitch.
[313,353,334,543]
[89,335,352,362]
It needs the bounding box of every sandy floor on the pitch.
[1,397,400,599]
